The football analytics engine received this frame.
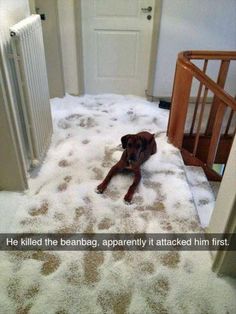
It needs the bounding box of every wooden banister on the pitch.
[205,60,230,135]
[167,60,193,148]
[207,103,226,167]
[193,86,208,156]
[167,51,236,181]
[224,109,234,135]
[177,53,236,111]
[190,59,208,135]
[182,50,236,60]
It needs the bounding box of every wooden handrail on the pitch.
[168,51,236,181]
[177,52,236,111]
[182,50,236,60]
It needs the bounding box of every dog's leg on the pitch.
[96,161,125,193]
[124,168,141,203]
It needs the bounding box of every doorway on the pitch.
[80,0,161,96]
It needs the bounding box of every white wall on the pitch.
[0,0,30,53]
[58,0,79,95]
[154,0,236,97]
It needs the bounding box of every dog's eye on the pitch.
[136,144,141,149]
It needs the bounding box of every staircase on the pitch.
[166,50,236,229]
[184,165,215,227]
[169,148,216,229]
[167,51,236,182]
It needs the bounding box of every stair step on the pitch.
[184,166,215,228]
[209,181,221,199]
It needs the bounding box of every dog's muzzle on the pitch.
[129,154,137,162]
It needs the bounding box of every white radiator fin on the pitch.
[10,15,53,166]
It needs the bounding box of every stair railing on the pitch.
[167,51,236,181]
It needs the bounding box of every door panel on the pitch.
[97,31,138,77]
[81,0,155,96]
[95,0,139,17]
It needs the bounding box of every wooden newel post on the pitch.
[167,60,193,148]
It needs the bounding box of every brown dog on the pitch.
[96,131,157,203]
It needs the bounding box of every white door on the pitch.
[81,0,155,96]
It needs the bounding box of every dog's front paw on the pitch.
[124,200,132,205]
[96,183,106,194]
[124,193,133,204]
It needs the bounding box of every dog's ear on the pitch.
[141,137,148,151]
[121,134,131,149]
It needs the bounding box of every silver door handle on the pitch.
[141,6,152,13]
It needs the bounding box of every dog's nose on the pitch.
[129,154,136,161]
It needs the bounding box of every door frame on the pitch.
[32,0,65,98]
[74,0,85,95]
[208,135,236,277]
[146,0,162,96]
[75,0,162,97]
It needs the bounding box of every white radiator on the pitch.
[10,14,53,167]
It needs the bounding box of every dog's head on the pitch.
[121,134,147,163]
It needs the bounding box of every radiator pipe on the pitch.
[10,31,16,37]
